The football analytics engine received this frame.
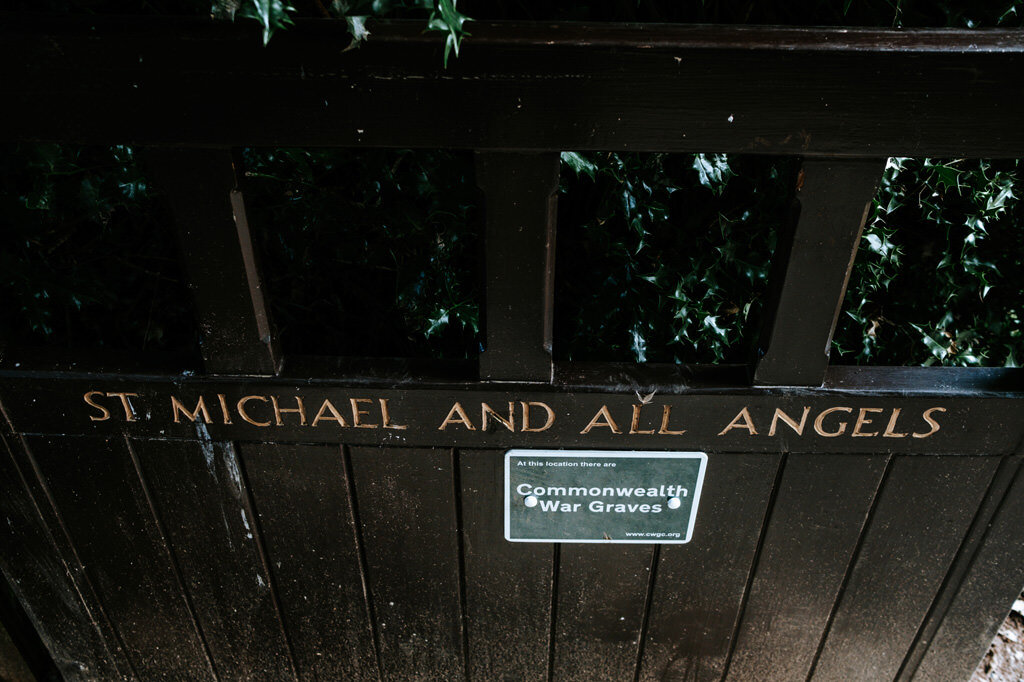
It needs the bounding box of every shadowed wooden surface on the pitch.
[2,14,1023,681]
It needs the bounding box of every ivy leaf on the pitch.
[560,152,598,181]
[930,162,962,191]
[692,153,732,196]
[344,15,371,51]
[425,309,449,337]
[428,0,472,67]
[911,323,950,362]
[237,0,296,45]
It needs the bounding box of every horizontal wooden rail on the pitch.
[2,366,1022,454]
[4,16,1024,156]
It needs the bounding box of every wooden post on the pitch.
[476,152,560,383]
[753,159,885,387]
[147,148,279,375]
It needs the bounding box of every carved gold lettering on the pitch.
[769,407,810,436]
[439,402,476,431]
[312,399,348,427]
[814,407,852,437]
[237,396,271,427]
[216,393,233,425]
[852,407,884,437]
[581,406,621,434]
[380,399,407,430]
[521,402,555,432]
[171,396,212,424]
[106,392,139,422]
[482,402,515,432]
[83,391,111,422]
[272,396,307,426]
[629,404,655,435]
[718,407,757,436]
[883,408,908,438]
[350,398,378,429]
[913,407,947,439]
[658,405,686,435]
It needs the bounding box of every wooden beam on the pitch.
[4,18,1024,156]
[476,152,559,382]
[1,368,1022,455]
[753,159,884,387]
[146,149,279,375]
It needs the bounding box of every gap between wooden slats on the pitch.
[905,454,1024,681]
[636,452,782,682]
[460,449,551,681]
[0,403,134,680]
[721,453,889,682]
[806,455,999,681]
[348,445,465,681]
[0,429,125,680]
[238,443,379,680]
[20,435,217,679]
[130,436,300,680]
[122,436,220,680]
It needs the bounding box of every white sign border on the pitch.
[503,449,708,544]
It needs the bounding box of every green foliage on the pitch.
[240,148,481,359]
[555,152,798,364]
[428,0,471,66]
[8,2,1024,365]
[834,158,1024,366]
[236,0,295,45]
[0,144,196,351]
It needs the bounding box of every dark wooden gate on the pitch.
[3,17,1024,682]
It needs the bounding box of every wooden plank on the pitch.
[238,442,378,681]
[23,434,216,679]
[131,437,297,680]
[476,152,559,382]
[0,435,121,681]
[809,455,999,681]
[6,18,1024,157]
[146,148,278,375]
[723,453,888,681]
[349,446,465,681]
[459,449,551,680]
[753,159,883,386]
[893,455,1020,681]
[907,457,1024,681]
[638,452,782,682]
[552,544,654,681]
[1,374,1019,456]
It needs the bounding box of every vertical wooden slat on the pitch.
[552,545,653,681]
[146,148,278,375]
[132,438,297,680]
[460,449,551,680]
[753,159,884,386]
[638,452,781,682]
[809,455,998,681]
[908,456,1024,682]
[476,152,560,383]
[349,446,465,681]
[23,435,216,680]
[723,453,888,681]
[239,443,378,681]
[0,432,121,681]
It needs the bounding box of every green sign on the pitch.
[505,450,707,544]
